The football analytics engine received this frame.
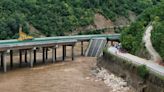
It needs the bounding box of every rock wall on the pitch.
[97,52,164,92]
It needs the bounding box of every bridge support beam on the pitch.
[81,41,84,56]
[10,50,13,68]
[62,45,66,61]
[72,45,75,61]
[33,49,36,64]
[29,49,34,68]
[1,53,3,68]
[42,47,46,63]
[19,50,22,67]
[25,50,28,63]
[52,46,56,63]
[1,52,7,72]
[46,48,48,60]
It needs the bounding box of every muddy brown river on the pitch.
[0,57,114,92]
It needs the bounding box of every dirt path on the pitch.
[143,25,162,63]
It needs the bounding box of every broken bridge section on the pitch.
[85,38,107,57]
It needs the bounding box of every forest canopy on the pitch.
[0,0,160,39]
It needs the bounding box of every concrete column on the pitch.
[33,50,36,64]
[29,49,34,68]
[64,46,66,57]
[62,45,66,61]
[52,47,56,63]
[19,49,22,67]
[46,48,48,60]
[1,52,3,67]
[72,45,75,61]
[55,48,57,61]
[81,41,84,56]
[10,50,13,68]
[42,47,45,63]
[25,50,28,63]
[1,52,7,72]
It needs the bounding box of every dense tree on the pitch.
[121,3,164,60]
[0,0,161,39]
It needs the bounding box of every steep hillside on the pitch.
[0,0,160,39]
[121,2,164,61]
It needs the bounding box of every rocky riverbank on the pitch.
[91,67,134,92]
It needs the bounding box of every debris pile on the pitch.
[92,67,133,92]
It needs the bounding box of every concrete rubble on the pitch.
[91,67,133,92]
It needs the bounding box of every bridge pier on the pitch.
[72,45,75,61]
[42,47,46,63]
[19,50,22,67]
[29,49,34,68]
[1,52,3,68]
[0,52,7,72]
[33,48,37,64]
[81,41,84,56]
[10,50,13,68]
[46,48,48,60]
[52,46,56,63]
[62,45,66,61]
[25,50,28,63]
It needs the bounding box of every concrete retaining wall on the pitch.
[97,51,164,92]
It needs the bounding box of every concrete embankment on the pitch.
[97,51,164,92]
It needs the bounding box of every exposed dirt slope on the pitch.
[94,13,114,29]
[29,25,45,38]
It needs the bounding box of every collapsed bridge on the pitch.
[0,34,120,72]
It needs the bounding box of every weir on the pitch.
[0,34,120,72]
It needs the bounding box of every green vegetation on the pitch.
[152,20,164,60]
[137,65,149,79]
[78,29,106,35]
[0,0,160,39]
[121,2,164,60]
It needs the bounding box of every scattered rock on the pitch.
[92,67,133,92]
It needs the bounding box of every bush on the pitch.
[137,65,149,79]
